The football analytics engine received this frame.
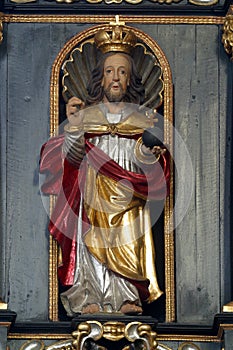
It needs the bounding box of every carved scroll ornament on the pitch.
[18,328,203,350]
[18,321,163,350]
[222,6,233,60]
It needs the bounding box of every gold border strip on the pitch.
[8,322,232,343]
[8,324,229,341]
[8,334,72,340]
[157,335,222,343]
[1,14,224,25]
[163,67,174,321]
[49,196,59,321]
[219,324,233,330]
[7,333,222,343]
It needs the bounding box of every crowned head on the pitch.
[94,21,137,55]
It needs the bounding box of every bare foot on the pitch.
[82,304,100,314]
[120,303,142,315]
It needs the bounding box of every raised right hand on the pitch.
[66,96,85,126]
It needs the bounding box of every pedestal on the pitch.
[71,315,158,350]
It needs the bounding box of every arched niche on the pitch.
[48,21,174,322]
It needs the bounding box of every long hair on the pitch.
[85,52,145,106]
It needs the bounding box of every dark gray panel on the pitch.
[171,24,221,324]
[218,33,233,307]
[6,23,52,320]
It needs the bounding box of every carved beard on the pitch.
[104,82,126,103]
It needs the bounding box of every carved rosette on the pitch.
[222,6,233,60]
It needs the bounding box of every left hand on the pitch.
[141,144,166,158]
[151,145,166,158]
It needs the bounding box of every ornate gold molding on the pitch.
[8,331,224,343]
[157,334,222,343]
[222,5,233,60]
[1,14,224,25]
[10,327,225,349]
[72,321,158,348]
[17,322,158,350]
[49,233,59,321]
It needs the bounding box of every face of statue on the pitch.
[102,53,131,103]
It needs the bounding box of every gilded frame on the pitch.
[49,23,174,322]
[0,11,229,344]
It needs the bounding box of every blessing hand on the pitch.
[66,96,85,126]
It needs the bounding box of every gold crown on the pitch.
[94,16,137,54]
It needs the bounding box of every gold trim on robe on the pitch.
[64,105,155,136]
[83,167,163,302]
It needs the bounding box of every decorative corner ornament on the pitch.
[72,321,158,350]
[222,5,233,60]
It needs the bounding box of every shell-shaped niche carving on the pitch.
[62,39,164,111]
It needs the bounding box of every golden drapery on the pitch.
[84,167,163,301]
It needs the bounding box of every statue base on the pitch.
[71,314,158,349]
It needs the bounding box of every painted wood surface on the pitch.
[0,21,231,324]
[138,23,231,324]
[0,25,8,303]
